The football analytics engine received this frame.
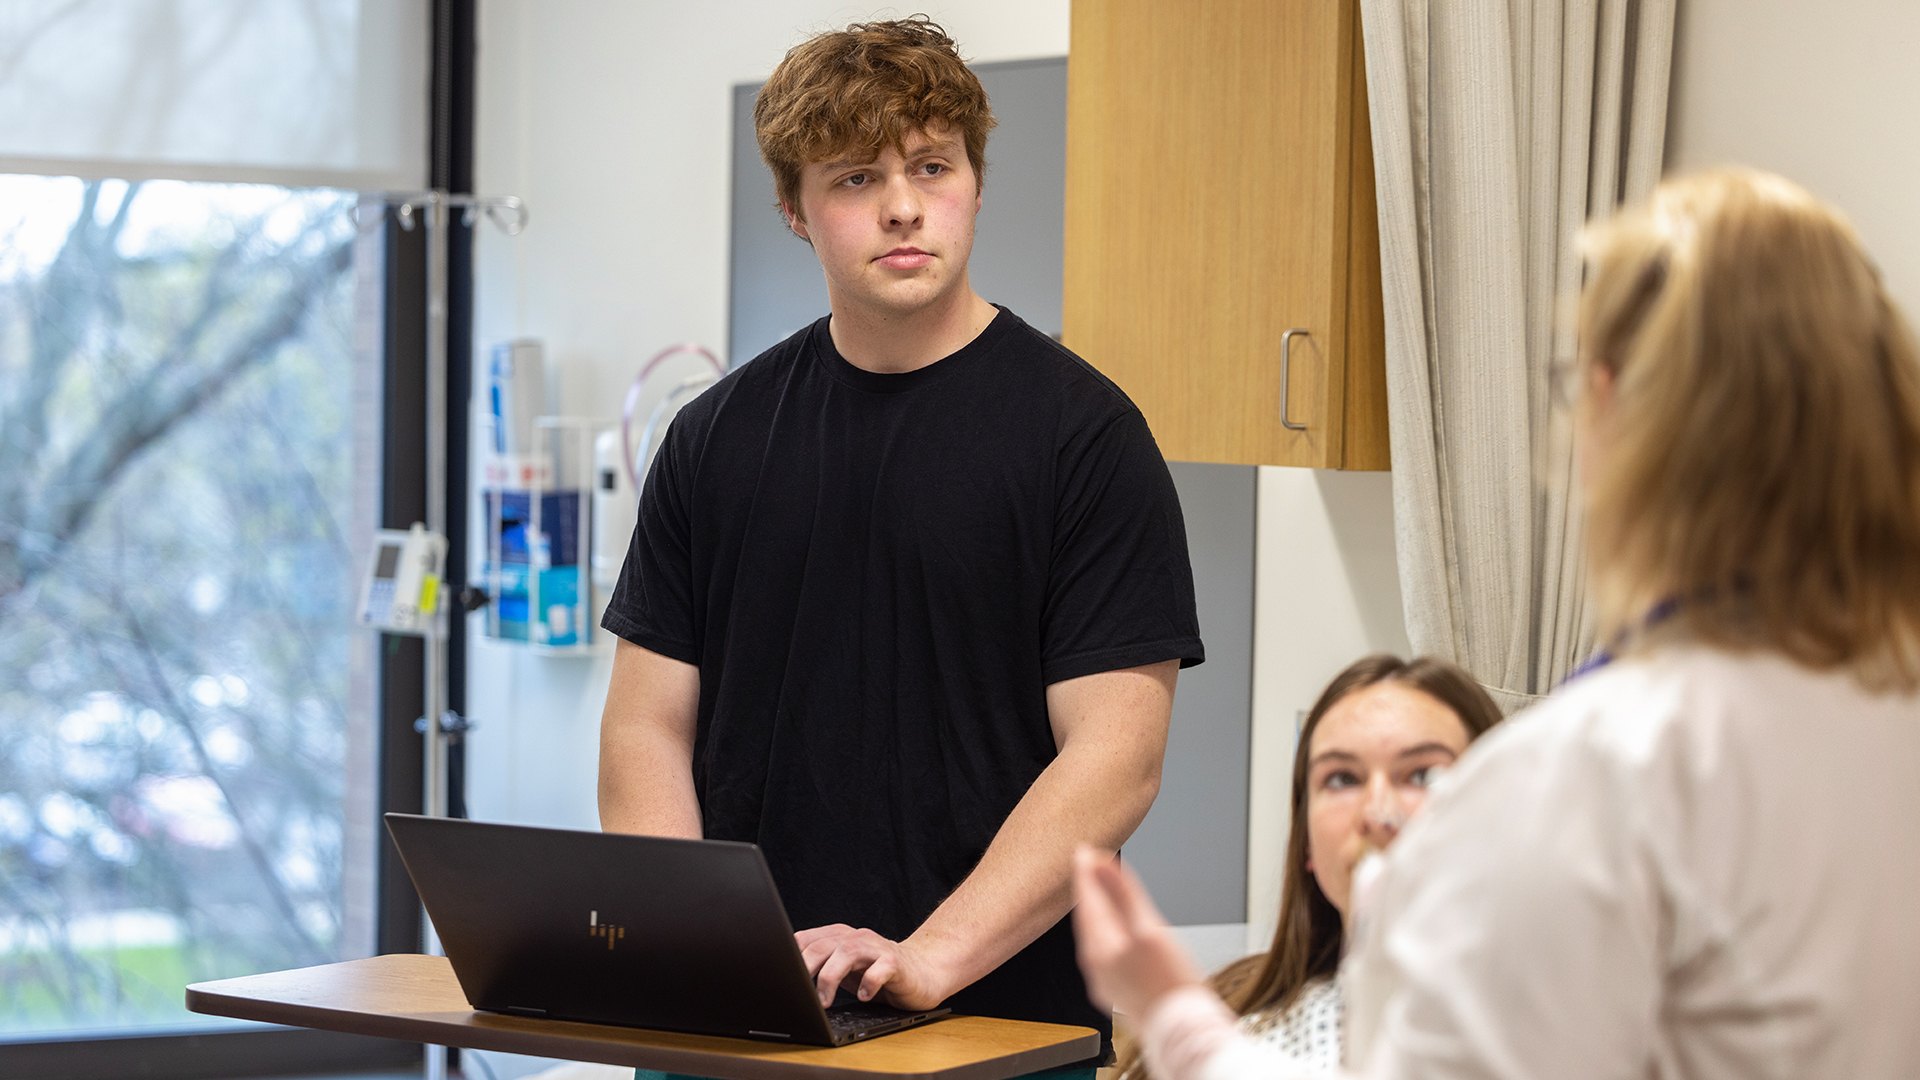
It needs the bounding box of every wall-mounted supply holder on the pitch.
[478,415,605,655]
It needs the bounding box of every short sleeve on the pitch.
[600,415,699,664]
[1041,408,1205,685]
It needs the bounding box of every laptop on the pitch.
[383,813,951,1046]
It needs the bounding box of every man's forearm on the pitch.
[598,640,703,839]
[905,724,1163,997]
[791,663,1174,1009]
[598,722,703,838]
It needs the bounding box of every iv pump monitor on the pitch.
[359,524,447,635]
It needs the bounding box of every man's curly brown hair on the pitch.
[753,15,996,221]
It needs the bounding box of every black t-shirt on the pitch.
[602,306,1204,1052]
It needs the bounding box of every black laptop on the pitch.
[383,813,950,1045]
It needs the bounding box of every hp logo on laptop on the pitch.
[589,910,627,950]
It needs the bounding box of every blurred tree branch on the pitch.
[0,181,354,625]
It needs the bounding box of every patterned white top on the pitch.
[1119,976,1344,1080]
[1241,976,1342,1072]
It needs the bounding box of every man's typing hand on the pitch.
[796,924,950,1011]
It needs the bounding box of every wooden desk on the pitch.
[186,954,1100,1080]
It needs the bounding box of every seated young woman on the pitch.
[1114,655,1501,1077]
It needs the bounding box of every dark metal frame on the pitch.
[435,0,478,826]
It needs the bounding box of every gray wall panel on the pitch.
[729,79,829,362]
[1137,461,1252,924]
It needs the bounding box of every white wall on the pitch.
[1665,0,1920,320]
[464,0,1410,963]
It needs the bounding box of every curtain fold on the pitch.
[1360,0,1676,712]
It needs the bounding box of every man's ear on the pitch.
[782,202,811,242]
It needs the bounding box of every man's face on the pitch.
[786,126,982,321]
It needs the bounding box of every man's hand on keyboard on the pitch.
[796,924,947,1011]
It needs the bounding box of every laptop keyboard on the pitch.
[826,1001,920,1041]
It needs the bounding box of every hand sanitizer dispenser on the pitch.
[592,429,636,590]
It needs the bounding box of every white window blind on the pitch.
[0,0,428,189]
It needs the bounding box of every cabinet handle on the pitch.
[1280,328,1309,431]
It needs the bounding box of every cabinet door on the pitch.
[1064,0,1378,468]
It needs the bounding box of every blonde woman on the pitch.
[1074,169,1920,1079]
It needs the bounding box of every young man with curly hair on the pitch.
[599,18,1203,1068]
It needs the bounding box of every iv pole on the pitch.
[382,188,528,1080]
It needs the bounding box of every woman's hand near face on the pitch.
[1071,845,1204,1020]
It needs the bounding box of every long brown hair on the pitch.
[1579,169,1920,688]
[1115,655,1501,1078]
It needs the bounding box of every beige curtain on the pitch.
[1360,0,1676,713]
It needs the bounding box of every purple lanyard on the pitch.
[1561,595,1688,685]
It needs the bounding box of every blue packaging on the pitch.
[486,561,587,646]
[485,489,583,566]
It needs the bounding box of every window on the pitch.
[0,3,441,1073]
[0,176,385,1039]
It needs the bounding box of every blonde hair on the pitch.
[753,16,995,219]
[1578,168,1920,688]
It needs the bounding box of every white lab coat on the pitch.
[1145,646,1920,1080]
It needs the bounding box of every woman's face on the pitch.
[1304,682,1473,920]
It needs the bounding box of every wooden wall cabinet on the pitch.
[1062,0,1389,469]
